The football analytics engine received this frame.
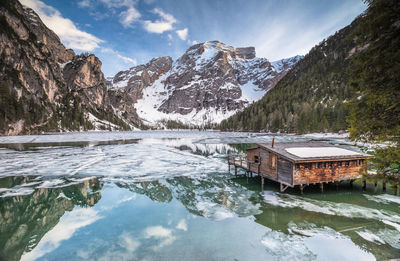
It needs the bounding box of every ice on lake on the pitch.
[0,130,398,261]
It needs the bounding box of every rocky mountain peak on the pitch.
[108,40,302,127]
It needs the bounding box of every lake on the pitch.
[0,131,399,260]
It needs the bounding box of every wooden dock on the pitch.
[228,154,271,191]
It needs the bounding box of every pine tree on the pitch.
[347,0,400,191]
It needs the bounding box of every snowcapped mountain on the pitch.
[108,40,303,127]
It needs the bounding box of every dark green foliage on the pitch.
[219,18,359,133]
[347,0,400,143]
[347,0,400,188]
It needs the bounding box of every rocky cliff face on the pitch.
[108,40,302,127]
[0,0,129,135]
[107,56,173,127]
[0,0,301,133]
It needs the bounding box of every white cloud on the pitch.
[143,8,177,34]
[176,28,188,41]
[176,219,187,231]
[97,0,141,27]
[120,7,141,27]
[20,0,103,51]
[77,0,91,8]
[167,34,173,40]
[20,208,101,261]
[100,0,136,8]
[101,48,137,64]
[143,225,176,249]
[119,232,140,253]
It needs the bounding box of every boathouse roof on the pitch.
[254,141,371,162]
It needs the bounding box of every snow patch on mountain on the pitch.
[109,41,302,127]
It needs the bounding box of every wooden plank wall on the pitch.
[293,160,362,184]
[278,158,293,185]
[247,150,256,161]
[259,150,278,180]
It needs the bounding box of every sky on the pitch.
[20,0,367,77]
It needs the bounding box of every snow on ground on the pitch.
[239,82,266,103]
[285,147,363,158]
[303,132,350,139]
[134,73,240,126]
[88,113,119,131]
[271,55,303,73]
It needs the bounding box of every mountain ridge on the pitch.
[219,16,361,133]
[107,40,302,128]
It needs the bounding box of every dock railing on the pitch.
[228,154,260,173]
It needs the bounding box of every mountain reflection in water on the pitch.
[0,133,398,260]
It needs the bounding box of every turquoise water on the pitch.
[0,131,399,260]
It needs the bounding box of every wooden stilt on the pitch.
[374,182,378,193]
[261,177,264,191]
[234,166,237,177]
[228,163,230,172]
[280,183,289,193]
[383,182,386,192]
[320,183,324,193]
[299,184,304,195]
[362,179,367,191]
[350,179,354,189]
[246,171,249,184]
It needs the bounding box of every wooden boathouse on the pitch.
[228,140,372,193]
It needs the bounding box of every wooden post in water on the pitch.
[299,184,304,195]
[320,183,324,193]
[382,181,386,192]
[362,179,367,191]
[350,179,354,189]
[374,182,378,193]
[234,166,237,177]
[261,177,264,191]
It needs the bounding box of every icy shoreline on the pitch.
[0,130,350,145]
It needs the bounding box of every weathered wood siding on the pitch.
[259,150,278,180]
[246,149,260,173]
[293,160,363,184]
[247,150,256,161]
[278,158,293,185]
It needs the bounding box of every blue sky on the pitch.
[20,0,366,77]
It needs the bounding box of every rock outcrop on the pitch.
[0,0,129,135]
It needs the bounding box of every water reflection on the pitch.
[0,134,398,260]
[0,177,102,261]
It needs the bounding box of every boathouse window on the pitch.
[304,163,312,169]
[254,155,259,163]
[315,162,319,169]
[356,159,360,166]
[345,161,350,167]
[322,162,326,168]
[338,162,342,167]
[295,164,300,170]
[328,162,333,168]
